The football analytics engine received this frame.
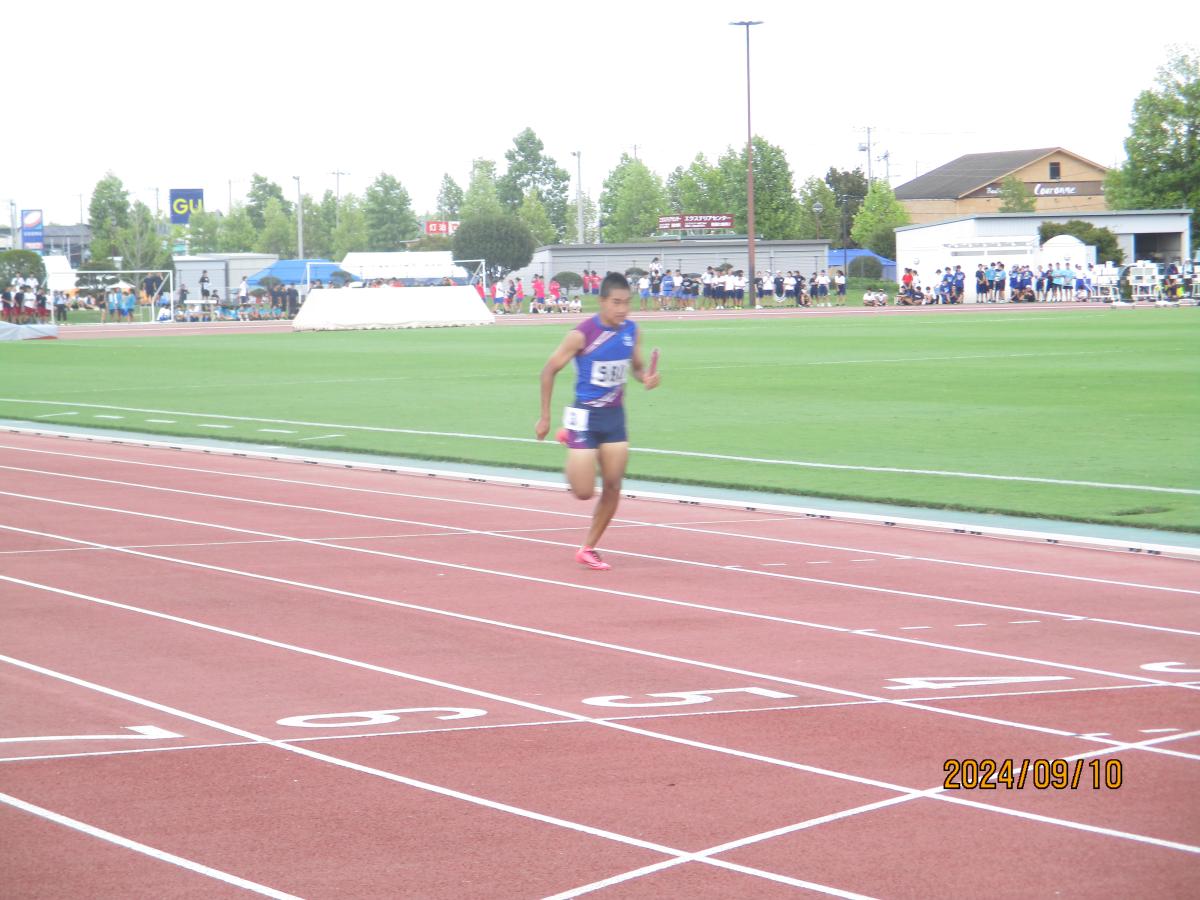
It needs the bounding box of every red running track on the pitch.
[0,431,1198,898]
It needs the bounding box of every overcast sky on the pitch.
[5,0,1182,226]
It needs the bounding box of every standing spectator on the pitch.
[834,269,847,306]
[637,273,650,311]
[952,265,965,304]
[994,263,1007,303]
[974,265,987,303]
[199,269,211,301]
[237,276,249,317]
[660,269,674,310]
[514,277,525,312]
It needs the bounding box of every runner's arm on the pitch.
[535,330,584,440]
[630,332,661,390]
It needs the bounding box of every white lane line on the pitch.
[6,584,1200,859]
[93,415,123,420]
[144,419,176,424]
[34,412,77,418]
[4,488,1200,699]
[4,441,1195,597]
[899,626,931,630]
[297,434,344,442]
[1140,728,1180,734]
[850,558,876,563]
[195,424,231,430]
[1011,620,1041,624]
[1,397,1191,494]
[257,429,297,434]
[954,623,988,628]
[807,560,831,565]
[0,655,887,896]
[3,527,1197,779]
[2,462,1194,642]
[0,791,299,899]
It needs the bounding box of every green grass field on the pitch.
[2,307,1197,531]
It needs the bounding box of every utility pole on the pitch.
[858,126,874,182]
[330,170,348,226]
[571,152,584,243]
[293,176,304,259]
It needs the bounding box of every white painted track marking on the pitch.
[0,398,1192,494]
[0,653,885,897]
[1,441,1193,596]
[0,791,301,899]
[1,465,1196,643]
[4,497,1200,710]
[4,591,1199,860]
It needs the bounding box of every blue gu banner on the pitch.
[169,189,204,224]
[21,209,44,250]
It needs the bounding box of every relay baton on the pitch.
[649,348,660,376]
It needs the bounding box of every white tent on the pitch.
[41,254,77,293]
[339,251,468,281]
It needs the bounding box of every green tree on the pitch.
[115,201,168,269]
[599,155,667,243]
[850,180,910,259]
[1039,220,1125,265]
[824,167,869,245]
[496,128,571,237]
[1106,47,1200,243]
[364,172,419,251]
[408,234,453,252]
[517,192,557,246]
[997,174,1036,212]
[87,172,131,261]
[794,177,840,241]
[302,191,338,260]
[436,174,464,220]
[452,213,535,277]
[186,208,223,254]
[246,174,292,231]
[0,250,48,288]
[666,153,725,214]
[714,137,802,239]
[255,197,296,256]
[219,204,258,253]
[331,195,368,259]
[460,158,503,220]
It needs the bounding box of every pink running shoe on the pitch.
[575,546,611,570]
[555,427,570,445]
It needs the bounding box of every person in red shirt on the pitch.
[515,277,526,313]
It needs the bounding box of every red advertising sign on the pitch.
[424,220,461,235]
[658,214,735,231]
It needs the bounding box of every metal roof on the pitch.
[894,148,1103,200]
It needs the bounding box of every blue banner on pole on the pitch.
[21,209,44,251]
[169,189,204,224]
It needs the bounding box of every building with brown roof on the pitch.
[895,148,1109,225]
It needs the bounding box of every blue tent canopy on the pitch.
[246,259,357,287]
[825,248,896,281]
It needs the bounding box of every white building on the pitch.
[894,209,1193,287]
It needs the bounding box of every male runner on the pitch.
[535,272,660,570]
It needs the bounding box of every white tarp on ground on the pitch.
[0,323,58,341]
[339,251,468,281]
[291,285,493,331]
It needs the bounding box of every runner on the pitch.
[534,272,660,570]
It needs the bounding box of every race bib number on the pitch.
[563,407,589,431]
[591,359,630,388]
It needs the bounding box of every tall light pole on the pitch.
[731,20,762,309]
[571,151,584,244]
[293,176,304,259]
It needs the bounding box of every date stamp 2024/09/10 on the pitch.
[943,758,1124,791]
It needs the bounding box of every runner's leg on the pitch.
[565,448,598,500]
[584,441,628,548]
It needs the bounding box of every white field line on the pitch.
[0,398,1192,495]
[0,656,898,899]
[5,587,1200,861]
[2,465,1195,641]
[0,791,300,899]
[2,441,1192,596]
[2,523,1197,770]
